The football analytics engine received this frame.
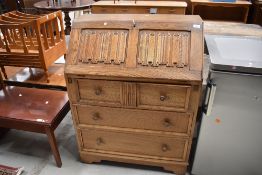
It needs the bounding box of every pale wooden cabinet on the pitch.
[91,1,187,14]
[65,14,203,175]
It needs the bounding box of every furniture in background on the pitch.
[0,71,70,167]
[204,21,262,37]
[0,0,24,13]
[66,14,203,175]
[34,0,95,35]
[249,0,262,26]
[0,10,66,82]
[92,1,187,14]
[191,0,251,23]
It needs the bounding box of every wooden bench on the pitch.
[0,72,70,167]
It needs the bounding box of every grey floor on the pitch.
[0,112,190,175]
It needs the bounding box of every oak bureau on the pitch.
[65,14,203,175]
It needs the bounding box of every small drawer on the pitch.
[76,79,121,106]
[75,105,193,136]
[137,83,191,111]
[80,128,188,161]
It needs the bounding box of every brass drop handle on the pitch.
[160,95,167,101]
[163,118,172,127]
[95,88,102,95]
[96,137,103,145]
[92,113,101,121]
[162,144,169,152]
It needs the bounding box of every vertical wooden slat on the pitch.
[0,35,5,48]
[41,23,49,50]
[10,29,17,46]
[53,18,60,43]
[18,28,29,54]
[47,20,55,46]
[147,31,155,66]
[12,28,19,40]
[1,29,11,52]
[118,31,127,64]
[58,12,65,39]
[5,29,13,44]
[25,26,35,48]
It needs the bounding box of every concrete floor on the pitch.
[0,112,189,175]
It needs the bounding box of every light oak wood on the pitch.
[0,11,66,82]
[137,83,191,112]
[66,14,203,175]
[80,128,188,161]
[73,105,193,136]
[92,1,187,14]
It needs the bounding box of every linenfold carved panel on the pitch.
[78,29,128,64]
[138,30,190,68]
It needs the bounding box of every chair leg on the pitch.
[0,66,7,79]
[45,127,62,168]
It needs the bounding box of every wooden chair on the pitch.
[0,71,70,167]
[0,10,66,82]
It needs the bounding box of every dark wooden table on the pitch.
[0,85,70,167]
[34,0,95,35]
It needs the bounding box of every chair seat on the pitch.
[0,86,68,125]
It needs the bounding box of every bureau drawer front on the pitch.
[77,79,121,106]
[75,105,192,135]
[137,83,191,111]
[81,129,188,161]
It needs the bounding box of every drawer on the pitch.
[80,128,188,161]
[92,7,116,14]
[75,105,193,136]
[77,79,121,106]
[137,83,191,111]
[158,8,186,14]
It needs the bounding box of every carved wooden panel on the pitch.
[137,30,190,68]
[78,29,129,65]
[121,82,136,107]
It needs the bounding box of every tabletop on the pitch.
[34,0,95,11]
[0,86,68,124]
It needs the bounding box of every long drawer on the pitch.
[80,128,188,161]
[74,105,193,136]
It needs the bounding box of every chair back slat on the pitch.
[54,18,60,43]
[0,36,5,48]
[1,28,11,52]
[40,23,49,50]
[47,21,55,46]
[18,28,29,54]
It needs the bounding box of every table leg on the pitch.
[64,11,71,35]
[45,127,62,167]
